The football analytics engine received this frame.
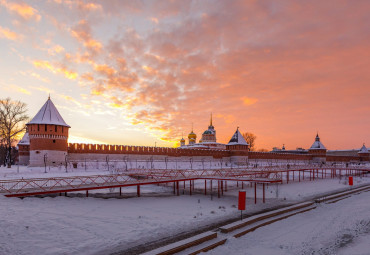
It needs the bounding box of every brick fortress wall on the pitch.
[67,143,366,163]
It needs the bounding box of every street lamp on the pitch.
[43,153,48,173]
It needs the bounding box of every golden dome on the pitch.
[188,131,197,139]
[180,137,185,142]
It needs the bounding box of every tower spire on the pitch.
[210,113,213,126]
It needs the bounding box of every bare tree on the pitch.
[242,132,257,151]
[0,98,28,168]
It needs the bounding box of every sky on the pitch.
[0,0,369,150]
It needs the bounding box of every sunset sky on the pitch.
[0,0,369,150]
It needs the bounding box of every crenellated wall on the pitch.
[67,143,231,158]
[249,151,312,161]
[20,141,368,166]
[326,155,361,162]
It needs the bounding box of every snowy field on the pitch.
[206,191,370,255]
[0,165,369,255]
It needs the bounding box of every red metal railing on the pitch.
[0,167,368,197]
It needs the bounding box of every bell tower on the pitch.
[27,97,71,166]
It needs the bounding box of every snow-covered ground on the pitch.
[206,190,370,255]
[0,165,369,255]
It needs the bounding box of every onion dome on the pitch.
[188,131,197,139]
[180,137,185,143]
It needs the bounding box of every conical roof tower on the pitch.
[26,97,70,166]
[358,143,370,162]
[28,96,70,127]
[308,133,327,163]
[226,128,249,151]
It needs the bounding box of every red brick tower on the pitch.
[27,97,71,166]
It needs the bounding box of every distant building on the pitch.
[180,114,227,150]
[18,98,369,166]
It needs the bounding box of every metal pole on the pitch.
[204,180,207,195]
[211,180,213,200]
[137,185,140,197]
[218,180,220,198]
[176,181,179,196]
[190,180,192,196]
[254,182,257,204]
[221,180,224,195]
[44,153,48,173]
[263,183,265,203]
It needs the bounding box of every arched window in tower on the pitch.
[38,124,40,131]
[62,126,64,133]
[55,125,57,132]
[45,124,47,132]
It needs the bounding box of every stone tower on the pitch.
[226,128,249,166]
[358,144,370,162]
[308,133,327,163]
[27,97,70,166]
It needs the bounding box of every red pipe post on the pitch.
[254,182,257,204]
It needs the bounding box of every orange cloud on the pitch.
[53,0,102,12]
[1,1,41,21]
[0,26,21,41]
[33,60,78,80]
[10,0,368,149]
[95,64,116,76]
[81,72,94,81]
[150,17,159,24]
[8,84,31,95]
[242,97,258,106]
[48,45,64,56]
[70,20,103,54]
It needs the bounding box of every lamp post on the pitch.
[43,153,48,173]
[65,154,68,173]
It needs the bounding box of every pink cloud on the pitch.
[12,0,369,149]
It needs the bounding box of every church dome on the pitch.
[188,131,197,139]
[180,137,185,142]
